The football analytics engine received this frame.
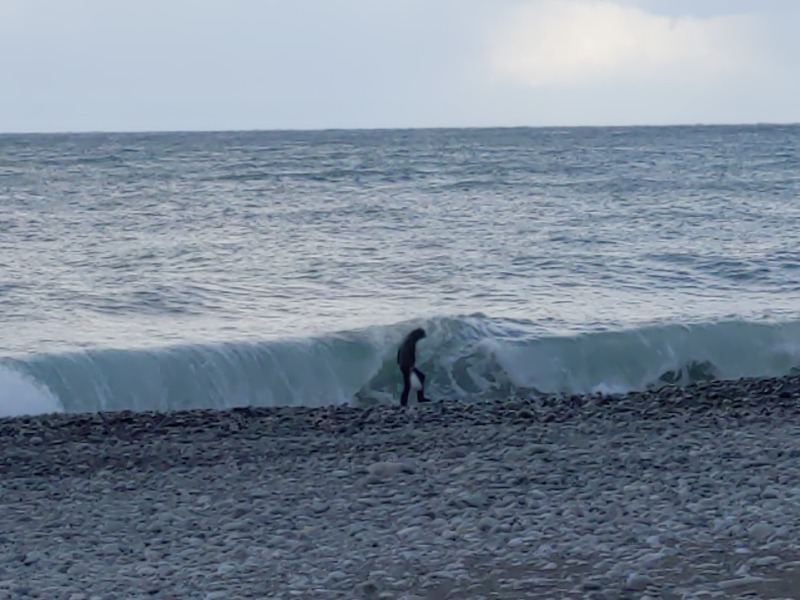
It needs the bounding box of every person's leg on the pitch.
[413,368,429,402]
[400,367,411,406]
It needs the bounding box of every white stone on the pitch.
[750,555,780,567]
[625,573,653,591]
[367,462,415,478]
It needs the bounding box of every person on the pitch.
[397,327,429,406]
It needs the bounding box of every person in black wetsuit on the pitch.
[397,327,429,406]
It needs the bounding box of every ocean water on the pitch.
[1,125,799,417]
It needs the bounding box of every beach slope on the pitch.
[2,376,800,599]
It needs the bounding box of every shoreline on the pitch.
[2,373,799,439]
[2,374,800,598]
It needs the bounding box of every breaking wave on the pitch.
[2,315,799,417]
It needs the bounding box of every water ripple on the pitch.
[1,125,799,353]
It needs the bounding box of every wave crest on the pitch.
[2,315,799,416]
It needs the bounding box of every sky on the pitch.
[1,0,799,132]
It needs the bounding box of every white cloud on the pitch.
[489,1,762,86]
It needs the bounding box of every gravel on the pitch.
[1,375,800,599]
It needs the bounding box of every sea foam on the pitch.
[2,314,799,417]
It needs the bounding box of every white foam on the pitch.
[4,316,800,414]
[410,372,422,391]
[0,365,63,417]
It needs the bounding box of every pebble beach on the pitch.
[2,376,800,599]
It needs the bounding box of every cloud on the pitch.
[489,1,763,86]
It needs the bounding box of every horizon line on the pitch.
[1,120,798,137]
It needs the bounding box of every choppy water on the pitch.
[1,126,799,416]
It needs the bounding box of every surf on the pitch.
[1,314,799,417]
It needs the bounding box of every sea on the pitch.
[1,125,799,418]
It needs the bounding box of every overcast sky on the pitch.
[2,0,799,132]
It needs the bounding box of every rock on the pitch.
[457,491,488,508]
[368,461,414,476]
[396,526,423,540]
[637,552,666,569]
[441,529,458,541]
[477,517,498,532]
[717,576,767,590]
[625,573,653,591]
[356,580,379,597]
[135,565,159,576]
[582,579,603,591]
[99,542,122,555]
[365,462,415,483]
[231,507,248,519]
[750,555,780,567]
[221,518,254,532]
[325,570,348,583]
[749,522,775,542]
[7,375,800,598]
[216,563,237,575]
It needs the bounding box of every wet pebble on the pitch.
[3,375,800,598]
